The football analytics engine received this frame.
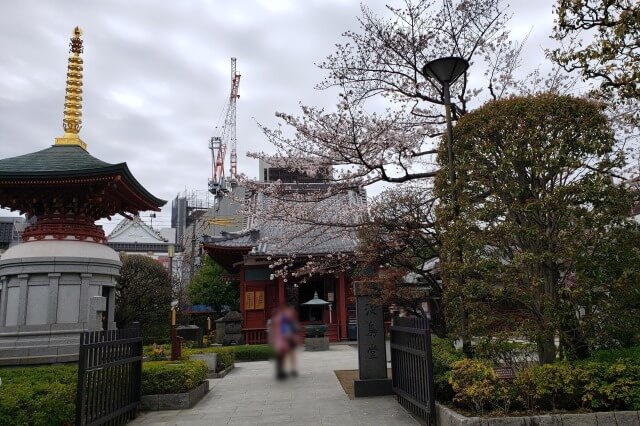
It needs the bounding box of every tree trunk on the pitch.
[537,334,556,364]
[430,302,447,338]
[559,311,590,360]
[461,302,473,358]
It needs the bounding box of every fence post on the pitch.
[424,317,436,421]
[75,332,87,426]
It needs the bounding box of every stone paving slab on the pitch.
[130,345,419,426]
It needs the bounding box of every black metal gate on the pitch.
[390,316,436,425]
[75,327,143,426]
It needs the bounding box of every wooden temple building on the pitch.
[202,164,366,344]
[0,27,164,365]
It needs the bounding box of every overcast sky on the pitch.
[0,0,557,231]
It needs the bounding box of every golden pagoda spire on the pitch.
[55,26,87,150]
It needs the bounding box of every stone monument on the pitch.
[353,283,393,397]
[219,311,244,345]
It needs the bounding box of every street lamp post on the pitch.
[422,56,469,201]
[423,56,471,355]
[167,244,179,360]
[167,243,175,283]
[170,300,181,361]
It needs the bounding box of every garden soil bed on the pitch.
[334,369,392,399]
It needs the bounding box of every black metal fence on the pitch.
[390,316,436,425]
[75,327,143,426]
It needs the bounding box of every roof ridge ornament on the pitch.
[55,26,87,150]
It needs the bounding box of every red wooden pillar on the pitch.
[278,276,285,305]
[239,266,246,326]
[338,272,347,340]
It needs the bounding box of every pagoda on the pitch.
[0,27,165,365]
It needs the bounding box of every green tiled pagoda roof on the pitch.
[0,145,112,176]
[0,145,165,208]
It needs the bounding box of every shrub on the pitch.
[577,361,640,410]
[141,360,208,395]
[0,365,76,426]
[233,344,275,361]
[474,338,536,368]
[449,359,498,415]
[587,345,640,364]
[144,343,168,361]
[528,362,578,410]
[209,347,235,371]
[431,336,465,401]
[305,324,327,337]
[515,360,640,412]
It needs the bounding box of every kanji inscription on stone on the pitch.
[356,294,387,380]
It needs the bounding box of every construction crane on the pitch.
[209,57,241,196]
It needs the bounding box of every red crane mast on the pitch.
[209,58,241,196]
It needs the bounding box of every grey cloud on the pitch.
[0,0,557,230]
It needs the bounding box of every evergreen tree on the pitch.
[115,254,172,343]
[436,94,632,363]
[187,256,239,317]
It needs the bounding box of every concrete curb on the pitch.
[435,402,640,425]
[140,380,210,411]
[210,363,234,378]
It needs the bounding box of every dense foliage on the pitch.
[436,94,633,364]
[551,0,640,107]
[115,254,172,344]
[141,360,208,395]
[573,222,640,350]
[0,365,76,426]
[432,336,465,401]
[449,351,640,415]
[358,187,445,334]
[0,360,210,425]
[187,255,238,317]
[232,344,276,361]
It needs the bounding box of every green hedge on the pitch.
[0,365,76,426]
[0,360,210,424]
[233,344,275,361]
[141,360,208,395]
[449,358,640,415]
[587,345,640,364]
[474,338,536,368]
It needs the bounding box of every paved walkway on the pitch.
[131,344,420,425]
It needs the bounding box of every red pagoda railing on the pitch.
[22,214,106,243]
[243,328,268,345]
[242,323,342,345]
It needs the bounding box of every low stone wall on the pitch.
[435,402,640,425]
[140,380,210,411]
[211,364,234,379]
[305,337,330,351]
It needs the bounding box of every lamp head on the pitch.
[422,56,469,84]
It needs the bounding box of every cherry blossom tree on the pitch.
[357,185,447,335]
[238,0,531,331]
[247,0,527,192]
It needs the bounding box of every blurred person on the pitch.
[270,304,300,379]
[283,305,300,376]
